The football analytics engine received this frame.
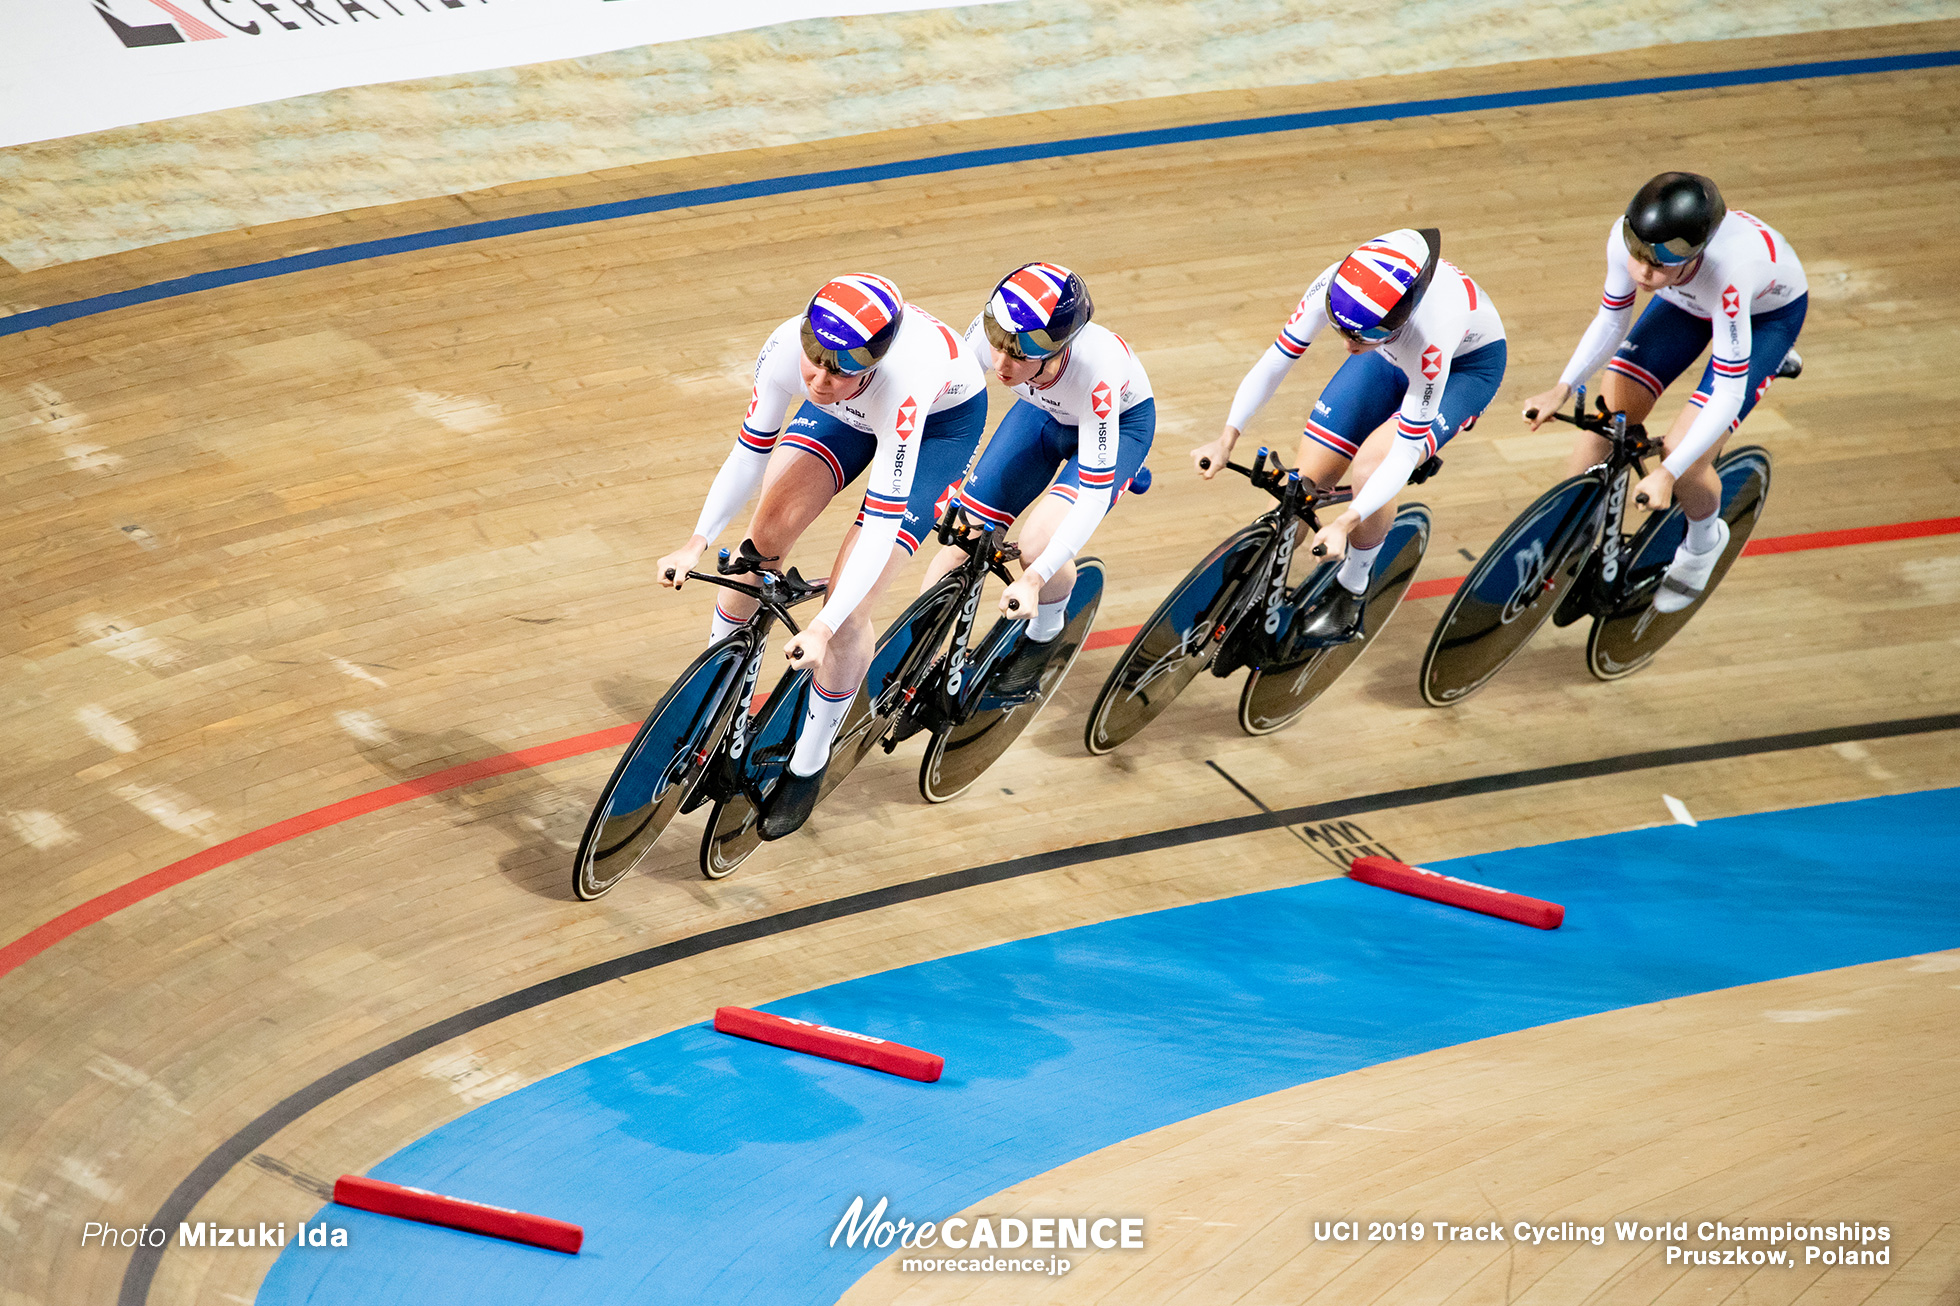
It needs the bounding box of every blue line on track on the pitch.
[6,49,1957,342]
[257,787,1959,1305]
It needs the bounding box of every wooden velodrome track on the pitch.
[3,19,1959,1306]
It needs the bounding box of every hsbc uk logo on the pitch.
[1720,284,1741,318]
[1420,346,1442,381]
[1090,382,1112,420]
[91,0,486,48]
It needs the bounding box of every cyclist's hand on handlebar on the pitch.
[784,621,832,672]
[655,537,708,589]
[1310,515,1353,564]
[1521,383,1571,430]
[1190,428,1238,480]
[999,575,1043,620]
[1631,466,1676,512]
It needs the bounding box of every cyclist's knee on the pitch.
[920,545,959,591]
[1015,495,1070,561]
[1600,373,1657,424]
[1565,433,1611,477]
[1293,438,1350,486]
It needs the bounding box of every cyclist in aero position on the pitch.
[1191,228,1506,642]
[1521,172,1806,612]
[654,274,985,837]
[923,261,1155,692]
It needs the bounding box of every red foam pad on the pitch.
[332,1175,583,1253]
[714,1006,944,1082]
[1347,855,1565,930]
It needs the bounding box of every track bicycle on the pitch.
[571,541,825,901]
[698,494,1106,879]
[1419,385,1772,706]
[1084,447,1432,752]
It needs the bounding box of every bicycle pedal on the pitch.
[680,777,720,815]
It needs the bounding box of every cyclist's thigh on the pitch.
[1434,340,1507,447]
[1299,351,1403,481]
[1604,298,1707,418]
[896,392,988,555]
[1045,396,1157,510]
[752,440,847,550]
[956,399,1067,530]
[777,403,877,494]
[1684,293,1808,434]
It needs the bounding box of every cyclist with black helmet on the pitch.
[921,262,1156,694]
[1521,172,1807,612]
[654,273,986,837]
[1191,228,1507,643]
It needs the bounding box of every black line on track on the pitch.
[120,709,1960,1303]
[1205,759,1273,811]
[1206,758,1320,847]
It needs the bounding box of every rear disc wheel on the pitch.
[1586,446,1772,680]
[1240,504,1431,735]
[921,560,1106,802]
[698,579,966,877]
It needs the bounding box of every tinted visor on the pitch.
[800,317,883,375]
[1626,231,1705,267]
[982,308,1071,361]
[1331,319,1397,344]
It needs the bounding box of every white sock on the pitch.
[789,678,855,776]
[1336,540,1383,595]
[1027,596,1069,642]
[1685,513,1723,554]
[709,600,743,646]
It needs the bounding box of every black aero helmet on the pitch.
[1624,172,1726,267]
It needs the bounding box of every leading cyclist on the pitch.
[1520,172,1807,612]
[1190,227,1507,643]
[653,274,986,838]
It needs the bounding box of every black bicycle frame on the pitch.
[874,500,1021,750]
[1205,446,1357,664]
[1546,384,1665,621]
[683,547,824,766]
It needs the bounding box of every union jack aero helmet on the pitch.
[982,262,1094,360]
[801,274,905,375]
[1325,228,1440,344]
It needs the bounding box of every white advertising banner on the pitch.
[1,0,1014,148]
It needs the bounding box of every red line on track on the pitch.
[5,514,1956,980]
[0,724,635,980]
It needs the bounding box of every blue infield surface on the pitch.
[258,786,1959,1304]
